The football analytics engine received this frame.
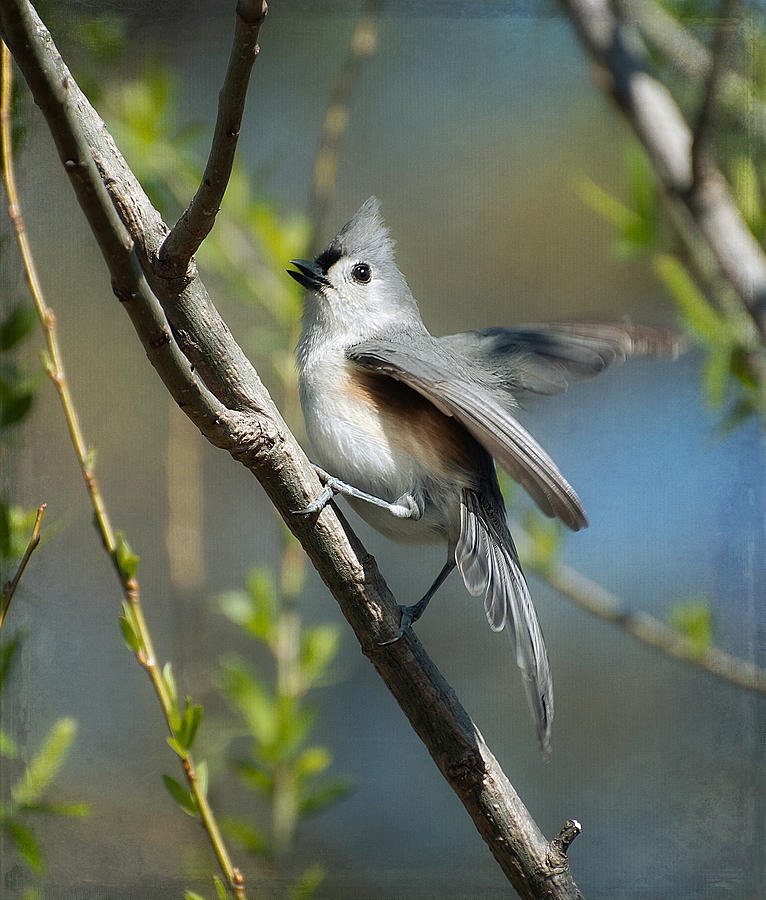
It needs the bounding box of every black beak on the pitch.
[287,259,329,291]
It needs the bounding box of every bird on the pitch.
[287,197,677,752]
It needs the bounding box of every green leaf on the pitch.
[298,780,351,818]
[300,625,340,686]
[118,612,141,653]
[0,499,10,559]
[288,864,325,900]
[295,746,331,779]
[214,875,228,900]
[28,801,89,817]
[183,893,207,900]
[166,737,187,759]
[0,634,21,691]
[732,153,762,230]
[0,728,20,759]
[5,820,42,871]
[12,718,77,808]
[219,567,277,642]
[220,656,278,746]
[273,697,316,760]
[0,380,35,427]
[0,305,37,351]
[114,533,139,580]
[222,817,269,857]
[162,774,199,817]
[576,175,638,232]
[703,343,732,408]
[162,662,177,705]
[729,345,758,390]
[231,758,272,796]
[653,255,726,343]
[177,699,203,750]
[669,600,713,657]
[720,396,757,433]
[4,505,39,560]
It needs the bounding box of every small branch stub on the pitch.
[548,819,582,869]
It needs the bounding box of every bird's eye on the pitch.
[351,263,372,284]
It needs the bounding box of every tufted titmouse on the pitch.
[288,197,675,752]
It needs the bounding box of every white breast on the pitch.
[298,346,468,544]
[299,351,409,498]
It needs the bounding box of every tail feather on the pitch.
[456,489,553,753]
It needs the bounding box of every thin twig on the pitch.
[0,40,247,900]
[0,503,46,633]
[308,0,382,249]
[546,560,766,694]
[691,0,741,183]
[159,0,268,275]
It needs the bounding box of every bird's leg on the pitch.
[296,465,422,519]
[380,557,457,646]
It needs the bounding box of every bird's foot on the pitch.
[379,599,427,646]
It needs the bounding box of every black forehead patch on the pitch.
[315,242,342,274]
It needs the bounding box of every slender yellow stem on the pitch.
[0,503,46,633]
[1,42,246,899]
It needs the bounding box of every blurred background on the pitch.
[1,1,765,898]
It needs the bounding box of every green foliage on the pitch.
[669,599,714,656]
[0,302,41,427]
[217,568,349,896]
[577,145,660,259]
[0,281,87,881]
[11,718,78,808]
[581,140,766,427]
[0,709,88,879]
[114,531,139,580]
[0,503,39,566]
[653,253,762,424]
[0,304,37,351]
[162,774,200,818]
[118,600,142,653]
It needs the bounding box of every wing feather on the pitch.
[347,338,587,530]
[439,322,682,395]
[457,489,553,752]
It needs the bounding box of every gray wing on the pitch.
[457,487,553,753]
[347,335,587,531]
[439,322,681,395]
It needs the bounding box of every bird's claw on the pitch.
[379,604,417,646]
[291,484,334,516]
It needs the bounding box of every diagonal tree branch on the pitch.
[0,2,583,896]
[159,0,268,276]
[561,0,766,342]
[628,0,766,140]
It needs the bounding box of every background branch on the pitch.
[308,0,382,249]
[691,0,740,182]
[518,523,766,694]
[628,0,766,139]
[0,3,584,896]
[562,0,766,341]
